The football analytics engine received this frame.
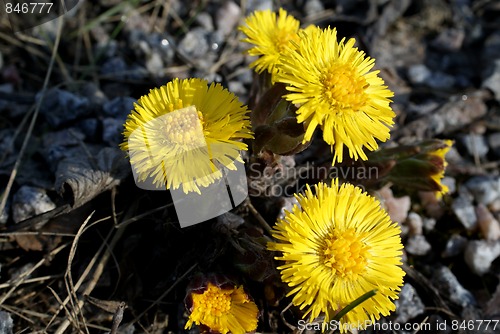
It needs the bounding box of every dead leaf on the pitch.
[55,147,129,209]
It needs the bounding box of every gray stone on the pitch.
[38,88,90,128]
[476,204,500,241]
[423,217,437,233]
[246,0,272,12]
[102,97,136,120]
[460,134,489,159]
[442,234,467,258]
[464,240,500,275]
[431,28,465,52]
[145,51,164,77]
[195,12,214,31]
[432,266,476,308]
[394,283,425,323]
[102,118,125,146]
[482,59,500,102]
[488,132,500,158]
[100,57,127,79]
[216,1,241,36]
[405,235,431,256]
[406,212,423,236]
[12,186,56,223]
[407,64,431,85]
[178,27,210,60]
[441,177,456,195]
[464,176,500,206]
[304,0,325,16]
[0,311,13,334]
[452,195,477,230]
[427,72,456,89]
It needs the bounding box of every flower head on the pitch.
[239,8,300,75]
[429,139,452,198]
[185,281,259,334]
[366,139,453,198]
[275,27,395,164]
[121,78,253,194]
[268,180,404,330]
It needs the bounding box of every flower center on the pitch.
[196,284,232,317]
[162,105,206,147]
[274,30,298,53]
[321,63,368,112]
[321,228,370,279]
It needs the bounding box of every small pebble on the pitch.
[195,12,214,31]
[464,240,500,275]
[39,88,90,127]
[277,196,300,221]
[432,266,476,308]
[452,194,477,231]
[464,176,500,206]
[77,118,99,140]
[102,118,125,146]
[482,59,500,102]
[394,283,425,323]
[431,28,465,52]
[216,1,241,36]
[100,57,127,79]
[79,82,108,109]
[178,27,210,60]
[145,51,164,77]
[423,217,437,232]
[442,234,467,258]
[405,235,431,256]
[441,176,456,195]
[418,191,445,218]
[407,64,431,85]
[406,212,423,236]
[41,128,85,168]
[0,311,13,334]
[103,97,136,120]
[304,0,325,16]
[459,134,489,159]
[378,186,411,223]
[476,204,500,241]
[487,132,500,158]
[247,0,272,11]
[427,71,456,89]
[12,186,56,223]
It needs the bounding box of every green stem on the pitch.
[332,289,378,321]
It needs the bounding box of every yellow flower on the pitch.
[121,78,253,194]
[268,180,405,331]
[239,8,300,75]
[430,139,452,198]
[275,27,395,164]
[185,283,259,334]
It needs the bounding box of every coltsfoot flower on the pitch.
[275,27,396,164]
[364,139,453,198]
[429,139,452,198]
[239,8,301,75]
[185,280,259,334]
[121,78,253,194]
[268,179,405,331]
